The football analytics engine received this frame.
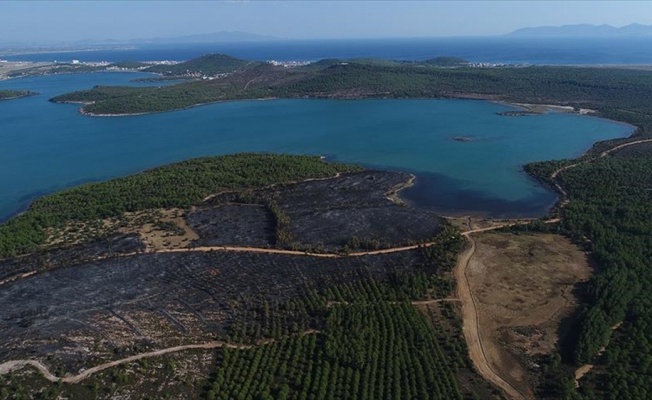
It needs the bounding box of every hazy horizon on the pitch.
[1,1,652,44]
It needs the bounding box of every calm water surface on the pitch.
[6,37,652,65]
[0,72,633,220]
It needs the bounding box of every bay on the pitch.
[0,72,632,220]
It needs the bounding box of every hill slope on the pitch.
[144,53,258,75]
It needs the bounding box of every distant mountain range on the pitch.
[506,23,652,37]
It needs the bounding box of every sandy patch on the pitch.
[466,232,592,398]
[446,216,537,232]
[122,209,199,251]
[43,208,198,251]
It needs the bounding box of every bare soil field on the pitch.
[128,208,199,251]
[466,232,592,398]
[447,216,536,232]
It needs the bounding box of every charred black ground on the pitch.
[0,170,453,382]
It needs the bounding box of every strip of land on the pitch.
[0,89,36,100]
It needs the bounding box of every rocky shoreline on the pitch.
[496,110,541,117]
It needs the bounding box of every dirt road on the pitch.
[454,233,529,400]
[0,341,253,384]
[135,217,556,259]
[550,138,652,198]
[0,330,319,384]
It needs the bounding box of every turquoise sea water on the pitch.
[0,72,633,220]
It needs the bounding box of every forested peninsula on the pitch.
[51,54,652,132]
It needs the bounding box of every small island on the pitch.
[0,89,37,101]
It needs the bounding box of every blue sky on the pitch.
[2,1,651,43]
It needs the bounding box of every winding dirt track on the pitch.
[550,138,652,199]
[455,232,529,400]
[0,331,319,384]
[1,138,650,392]
[0,342,252,384]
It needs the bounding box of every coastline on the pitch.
[1,63,151,82]
[77,97,280,117]
[0,91,38,101]
[69,96,554,118]
[385,174,416,206]
[497,99,639,141]
[70,94,603,118]
[496,100,596,115]
[0,95,29,101]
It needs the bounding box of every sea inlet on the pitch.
[0,72,633,220]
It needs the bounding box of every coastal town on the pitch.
[1,55,527,81]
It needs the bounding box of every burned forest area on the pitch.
[0,168,493,400]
